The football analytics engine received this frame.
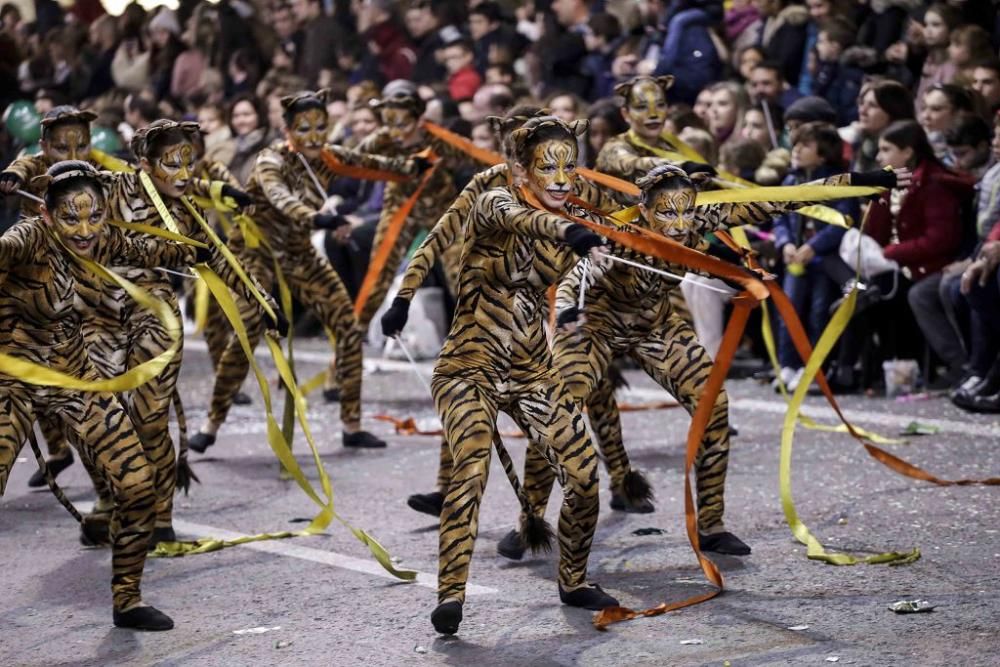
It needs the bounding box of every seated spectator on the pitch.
[585,99,628,167]
[405,0,446,84]
[915,4,963,108]
[946,25,993,85]
[441,38,482,103]
[749,60,802,112]
[773,122,856,390]
[970,59,1000,115]
[718,137,766,182]
[811,18,868,126]
[546,91,583,123]
[920,83,976,161]
[846,79,915,172]
[946,114,993,178]
[755,0,810,88]
[707,80,750,153]
[224,93,269,185]
[678,126,718,166]
[470,119,498,152]
[653,0,724,106]
[831,120,972,392]
[581,12,621,100]
[742,100,783,151]
[952,229,1000,411]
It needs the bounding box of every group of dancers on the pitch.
[0,76,900,634]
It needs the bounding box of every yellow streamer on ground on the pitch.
[0,235,182,392]
[779,287,920,566]
[153,269,414,580]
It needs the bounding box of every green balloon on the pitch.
[90,125,123,153]
[3,100,41,144]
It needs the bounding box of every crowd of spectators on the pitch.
[4,0,1000,410]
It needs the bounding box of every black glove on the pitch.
[266,309,290,337]
[194,245,213,264]
[555,306,580,330]
[0,171,23,194]
[313,212,349,230]
[850,170,897,189]
[679,161,717,178]
[380,297,410,337]
[221,184,252,209]
[409,155,433,175]
[563,223,605,257]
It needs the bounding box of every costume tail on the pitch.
[492,432,553,553]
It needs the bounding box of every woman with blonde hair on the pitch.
[707,80,750,153]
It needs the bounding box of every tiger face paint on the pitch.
[41,123,91,162]
[625,79,668,142]
[381,107,421,146]
[287,108,328,158]
[48,187,106,258]
[522,138,578,210]
[144,141,195,198]
[641,186,696,243]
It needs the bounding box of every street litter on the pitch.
[274,641,293,649]
[679,639,703,645]
[787,625,810,631]
[632,528,665,536]
[414,646,428,654]
[233,626,282,635]
[900,421,940,436]
[826,657,840,663]
[888,600,935,613]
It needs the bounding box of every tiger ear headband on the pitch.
[280,88,331,110]
[369,94,424,117]
[40,106,99,129]
[506,115,584,158]
[635,163,692,195]
[30,163,112,192]
[614,75,675,104]
[131,120,201,159]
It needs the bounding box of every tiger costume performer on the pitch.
[76,120,277,546]
[499,163,903,560]
[0,160,199,630]
[380,108,625,520]
[352,82,478,330]
[189,90,424,453]
[0,106,111,484]
[408,116,621,635]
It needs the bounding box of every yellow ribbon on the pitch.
[89,148,132,173]
[0,234,182,392]
[153,269,414,580]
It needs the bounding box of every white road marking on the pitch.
[620,388,1000,439]
[76,502,496,596]
[184,338,426,374]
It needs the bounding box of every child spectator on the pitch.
[811,18,868,126]
[581,12,621,100]
[440,38,482,102]
[947,25,994,84]
[772,122,856,390]
[920,83,976,161]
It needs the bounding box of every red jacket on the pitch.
[365,20,415,82]
[447,66,482,102]
[865,159,974,281]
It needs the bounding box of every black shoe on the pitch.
[407,491,444,517]
[148,526,177,551]
[343,430,386,448]
[233,391,252,406]
[831,282,882,316]
[431,600,462,635]
[559,583,619,610]
[27,450,74,488]
[322,387,341,403]
[188,432,216,454]
[700,531,751,555]
[80,512,111,546]
[113,605,174,631]
[609,492,654,514]
[960,391,1000,414]
[497,529,526,561]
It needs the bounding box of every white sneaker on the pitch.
[772,366,796,392]
[787,367,807,392]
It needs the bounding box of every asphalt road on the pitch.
[2,337,999,667]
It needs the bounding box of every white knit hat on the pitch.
[148,9,181,35]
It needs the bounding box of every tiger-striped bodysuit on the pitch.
[204,141,412,431]
[395,162,622,495]
[432,185,606,605]
[353,127,476,329]
[519,174,858,531]
[0,216,194,610]
[100,171,269,529]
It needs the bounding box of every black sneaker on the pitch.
[343,430,387,448]
[113,605,174,631]
[322,387,341,403]
[233,391,252,406]
[559,583,619,610]
[700,531,751,555]
[188,432,216,454]
[27,450,75,488]
[609,492,654,514]
[430,600,462,635]
[406,491,444,516]
[497,529,526,561]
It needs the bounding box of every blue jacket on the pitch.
[654,7,722,106]
[772,165,856,261]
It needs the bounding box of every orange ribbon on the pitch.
[353,149,440,318]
